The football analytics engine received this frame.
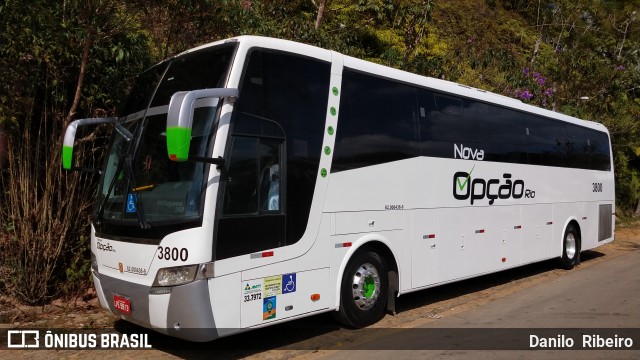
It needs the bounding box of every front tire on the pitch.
[335,248,389,328]
[560,224,580,270]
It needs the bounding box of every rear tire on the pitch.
[560,224,580,270]
[335,248,388,328]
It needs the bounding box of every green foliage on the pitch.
[614,151,640,215]
[0,0,152,304]
[64,236,93,295]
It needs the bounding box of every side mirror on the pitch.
[62,117,131,170]
[166,88,238,162]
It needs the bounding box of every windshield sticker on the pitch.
[126,194,137,213]
[144,155,152,173]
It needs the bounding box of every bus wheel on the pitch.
[335,248,389,328]
[560,224,580,270]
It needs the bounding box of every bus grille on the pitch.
[598,204,613,241]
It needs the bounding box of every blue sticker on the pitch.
[126,193,137,213]
[282,273,296,294]
[263,296,276,320]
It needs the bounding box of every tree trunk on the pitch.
[65,34,93,126]
[315,0,327,30]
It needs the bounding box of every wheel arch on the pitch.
[333,234,401,310]
[560,217,582,256]
[559,217,582,270]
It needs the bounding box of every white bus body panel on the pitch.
[324,156,614,294]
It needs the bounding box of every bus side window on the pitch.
[333,69,419,171]
[525,115,567,167]
[418,89,471,159]
[434,93,463,116]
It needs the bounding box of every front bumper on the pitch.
[92,268,220,342]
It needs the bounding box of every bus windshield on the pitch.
[95,44,236,225]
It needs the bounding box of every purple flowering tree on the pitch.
[513,67,554,108]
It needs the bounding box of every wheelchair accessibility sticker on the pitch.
[126,193,137,213]
[282,273,296,294]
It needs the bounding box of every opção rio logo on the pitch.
[453,165,535,205]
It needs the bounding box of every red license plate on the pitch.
[113,294,131,315]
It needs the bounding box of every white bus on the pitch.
[62,36,615,341]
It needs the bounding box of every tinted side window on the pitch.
[565,124,592,169]
[591,130,611,171]
[422,91,473,142]
[333,72,609,172]
[566,124,611,170]
[419,90,471,158]
[435,94,463,116]
[227,49,330,246]
[333,70,419,171]
[472,103,528,164]
[525,115,567,167]
[419,91,528,163]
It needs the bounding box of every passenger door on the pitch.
[216,115,286,260]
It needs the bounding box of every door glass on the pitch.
[258,140,280,212]
[223,136,282,216]
[223,137,259,215]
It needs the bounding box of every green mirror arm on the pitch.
[167,88,238,162]
[62,117,117,170]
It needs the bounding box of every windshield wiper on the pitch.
[95,137,130,226]
[95,123,150,229]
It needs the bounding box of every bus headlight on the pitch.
[90,252,99,273]
[153,265,198,287]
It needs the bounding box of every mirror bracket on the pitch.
[166,88,238,162]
